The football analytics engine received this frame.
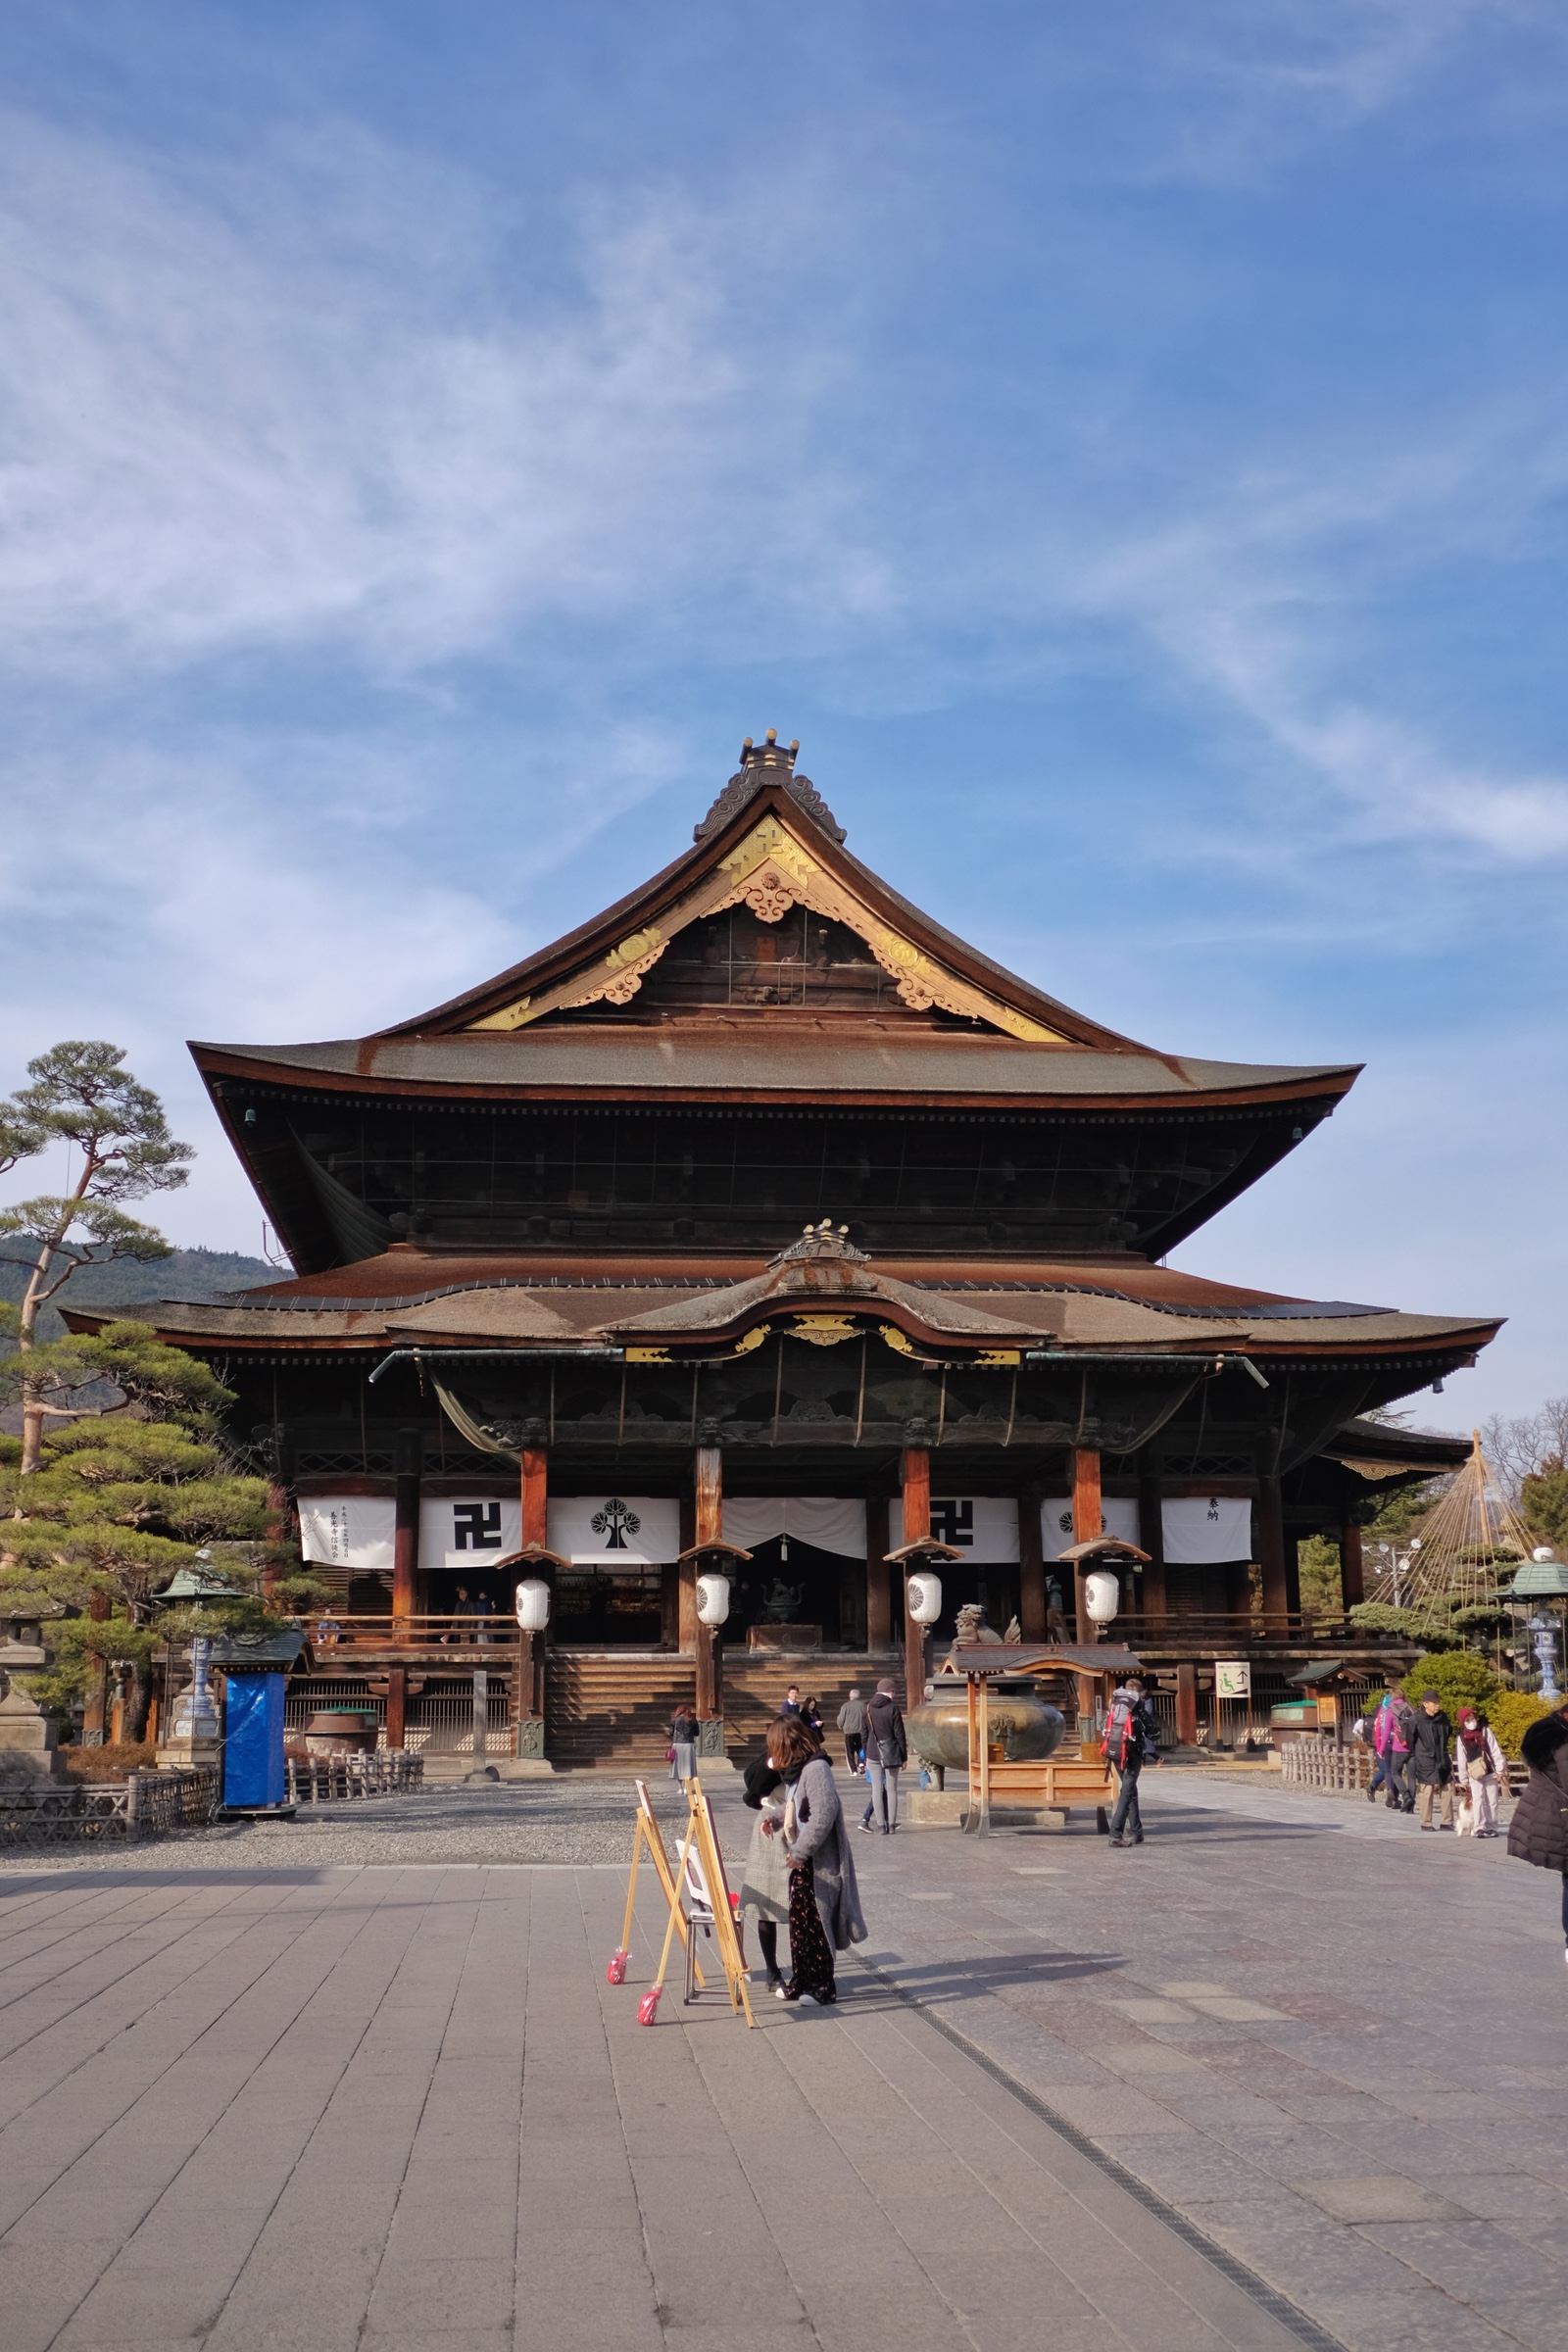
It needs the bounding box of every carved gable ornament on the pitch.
[466,812,1067,1043]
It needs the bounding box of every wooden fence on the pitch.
[285,1751,426,1803]
[0,1766,220,1846]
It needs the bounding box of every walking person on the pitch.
[668,1702,697,1784]
[781,1685,803,1719]
[862,1677,906,1834]
[1374,1688,1416,1810]
[836,1688,867,1776]
[1506,1706,1568,1964]
[802,1694,825,1741]
[1453,1707,1506,1838]
[1103,1674,1159,1847]
[769,1713,866,2005]
[1408,1689,1454,1830]
[736,1748,790,1991]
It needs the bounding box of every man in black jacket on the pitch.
[861,1679,906,1835]
[1407,1690,1454,1830]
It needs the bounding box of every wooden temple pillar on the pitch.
[1340,1517,1365,1612]
[693,1445,721,1723]
[385,1667,408,1752]
[1070,1446,1102,1742]
[1255,1475,1290,1634]
[865,1496,892,1650]
[1137,1455,1167,1628]
[1175,1660,1200,1747]
[393,1427,421,1630]
[519,1442,552,1722]
[1017,1481,1046,1642]
[900,1446,930,1714]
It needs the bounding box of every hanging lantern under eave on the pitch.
[906,1571,943,1627]
[696,1573,731,1628]
[1084,1570,1121,1625]
[514,1579,551,1632]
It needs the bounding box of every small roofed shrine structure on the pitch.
[66,734,1498,1767]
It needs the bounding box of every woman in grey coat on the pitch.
[769,1714,867,2005]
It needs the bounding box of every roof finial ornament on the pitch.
[697,732,846,844]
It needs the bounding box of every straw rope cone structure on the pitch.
[1400,1430,1537,1609]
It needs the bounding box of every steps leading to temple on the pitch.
[541,1650,902,1770]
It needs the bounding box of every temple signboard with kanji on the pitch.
[69,736,1495,1764]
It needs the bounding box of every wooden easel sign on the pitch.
[608,1778,702,1987]
[640,1777,756,2030]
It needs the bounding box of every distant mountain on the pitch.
[0,1246,277,1340]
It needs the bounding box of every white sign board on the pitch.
[419,1496,523,1570]
[298,1495,396,1572]
[720,1496,867,1560]
[1162,1495,1252,1564]
[890,1495,1019,1561]
[1214,1660,1252,1699]
[1039,1495,1142,1559]
[547,1495,682,1566]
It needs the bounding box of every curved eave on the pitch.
[189,1038,1361,1117]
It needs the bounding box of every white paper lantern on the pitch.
[696,1572,731,1628]
[514,1578,551,1632]
[906,1571,943,1627]
[1084,1569,1120,1625]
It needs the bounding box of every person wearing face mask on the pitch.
[1452,1707,1506,1838]
[768,1712,866,2005]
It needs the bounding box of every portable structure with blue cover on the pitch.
[209,1630,304,1813]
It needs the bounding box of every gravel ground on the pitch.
[0,1774,703,1873]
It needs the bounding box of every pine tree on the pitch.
[0,1323,323,1741]
[0,1042,192,1473]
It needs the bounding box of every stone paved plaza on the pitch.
[0,1769,1564,2351]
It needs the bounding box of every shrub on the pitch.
[1485,1690,1555,1760]
[1398,1651,1499,1719]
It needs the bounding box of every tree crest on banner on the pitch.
[591,1497,641,1549]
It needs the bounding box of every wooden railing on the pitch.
[307,1613,521,1652]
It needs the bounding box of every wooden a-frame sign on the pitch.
[611,1778,706,1988]
[648,1776,756,2029]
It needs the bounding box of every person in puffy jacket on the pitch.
[1374,1691,1417,1812]
[1506,1709,1568,1964]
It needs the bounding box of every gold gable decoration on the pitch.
[466,813,1068,1042]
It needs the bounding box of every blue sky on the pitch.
[1,2,1564,1422]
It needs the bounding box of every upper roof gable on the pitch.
[379,737,1149,1055]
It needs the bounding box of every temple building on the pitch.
[71,736,1495,1764]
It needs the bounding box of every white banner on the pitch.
[298,1495,396,1572]
[420,1496,523,1570]
[547,1495,682,1566]
[721,1496,867,1559]
[1162,1495,1252,1564]
[1039,1496,1142,1559]
[891,1496,1020,1561]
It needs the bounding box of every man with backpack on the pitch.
[1103,1675,1159,1847]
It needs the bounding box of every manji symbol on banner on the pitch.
[453,1502,504,1551]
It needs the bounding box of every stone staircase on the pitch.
[541,1650,901,1770]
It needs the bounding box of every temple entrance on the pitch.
[553,1563,664,1646]
[726,1538,848,1647]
